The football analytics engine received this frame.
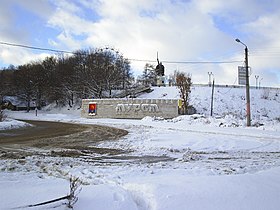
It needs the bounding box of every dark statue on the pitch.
[155,55,165,76]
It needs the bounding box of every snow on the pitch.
[1,86,280,210]
[0,118,32,130]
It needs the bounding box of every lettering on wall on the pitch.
[116,104,159,114]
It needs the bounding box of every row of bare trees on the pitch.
[0,48,133,110]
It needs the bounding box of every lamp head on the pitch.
[235,38,241,43]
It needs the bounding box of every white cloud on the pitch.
[0,46,50,66]
[47,8,90,37]
[0,0,54,66]
[79,1,241,79]
[1,0,280,86]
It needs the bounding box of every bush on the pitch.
[0,110,3,122]
[261,89,270,100]
[175,71,192,115]
[67,176,82,209]
[0,110,6,122]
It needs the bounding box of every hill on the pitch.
[138,85,280,121]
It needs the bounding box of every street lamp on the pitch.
[236,38,251,126]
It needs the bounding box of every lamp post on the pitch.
[236,38,251,126]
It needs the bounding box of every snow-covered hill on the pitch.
[139,85,280,121]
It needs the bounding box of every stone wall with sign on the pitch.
[81,98,180,119]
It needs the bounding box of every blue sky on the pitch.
[1,0,280,87]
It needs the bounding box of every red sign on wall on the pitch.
[89,103,97,115]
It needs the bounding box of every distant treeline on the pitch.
[0,48,133,110]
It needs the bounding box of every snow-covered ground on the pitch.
[0,118,32,130]
[1,86,280,210]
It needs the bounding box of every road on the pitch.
[0,120,128,159]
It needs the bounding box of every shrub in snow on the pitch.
[0,110,6,122]
[251,122,264,127]
[261,89,270,100]
[67,176,82,209]
[181,148,202,162]
[219,114,241,127]
[190,114,205,120]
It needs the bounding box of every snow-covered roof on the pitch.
[3,96,36,107]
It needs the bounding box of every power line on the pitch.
[0,41,243,64]
[161,60,242,64]
[128,58,157,63]
[0,41,73,54]
[121,58,242,64]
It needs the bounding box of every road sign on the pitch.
[238,66,246,85]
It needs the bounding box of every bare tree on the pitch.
[28,62,48,109]
[140,63,157,86]
[14,64,36,112]
[175,71,192,114]
[0,65,17,102]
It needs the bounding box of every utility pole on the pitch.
[244,45,251,126]
[208,72,213,87]
[255,75,259,89]
[210,79,215,116]
[259,78,263,89]
[236,38,251,126]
